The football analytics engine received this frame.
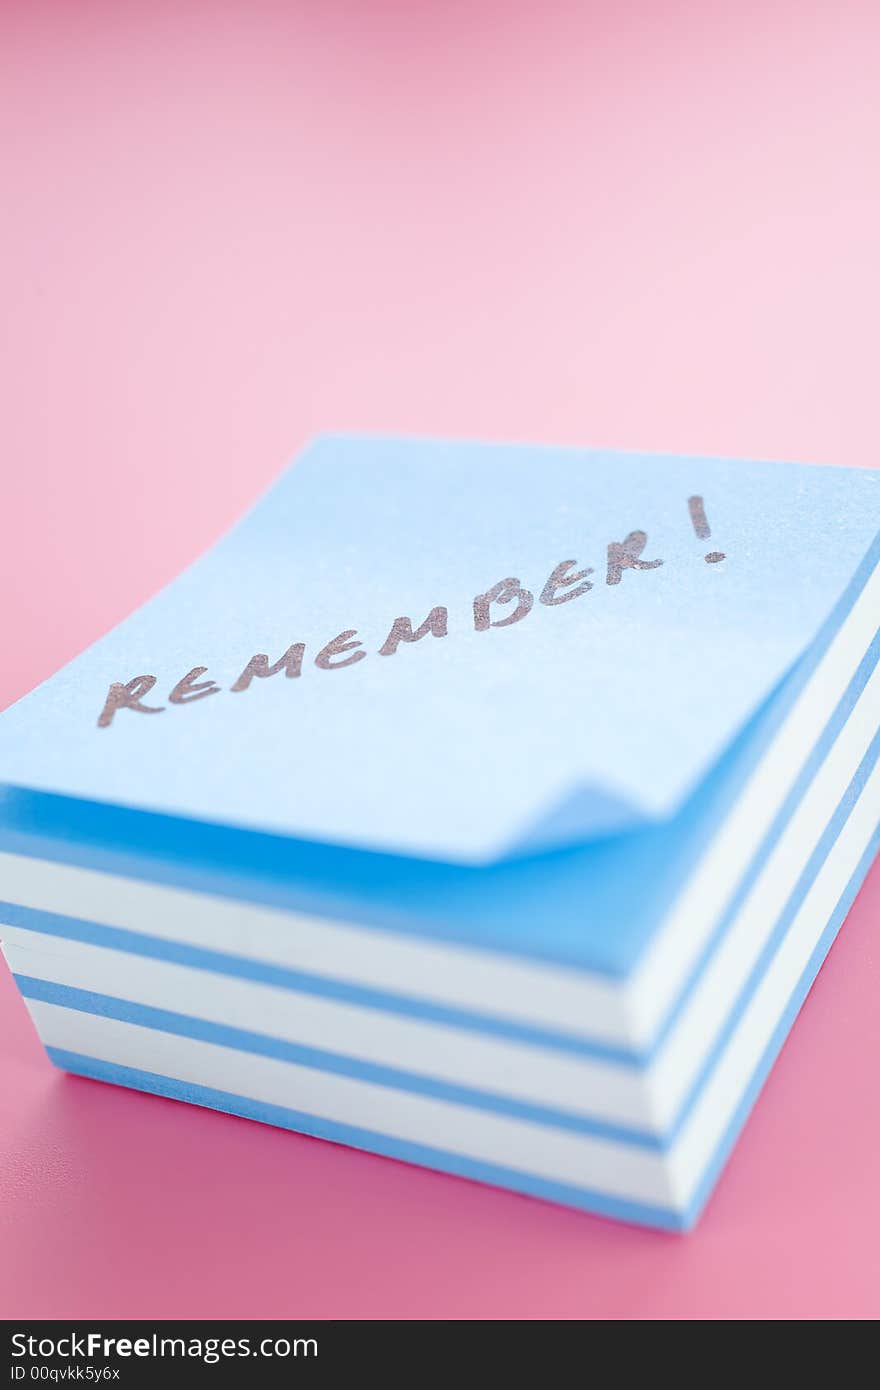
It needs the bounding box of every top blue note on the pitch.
[1,437,878,863]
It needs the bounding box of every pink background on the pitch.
[1,0,879,1318]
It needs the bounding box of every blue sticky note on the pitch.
[0,436,878,863]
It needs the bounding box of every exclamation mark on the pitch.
[688,496,725,564]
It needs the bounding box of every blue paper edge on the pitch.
[10,720,880,1150]
[36,807,879,1235]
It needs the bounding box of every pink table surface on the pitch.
[1,1,879,1319]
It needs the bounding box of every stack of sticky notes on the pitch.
[1,437,878,1230]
